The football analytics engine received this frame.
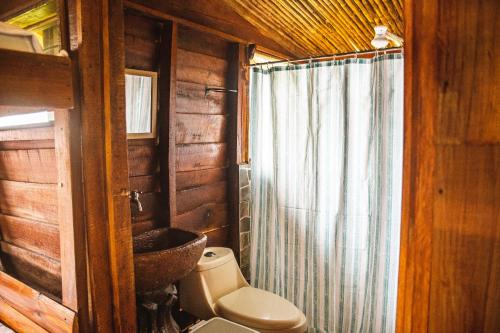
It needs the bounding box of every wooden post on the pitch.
[54,109,89,331]
[158,21,178,225]
[227,43,248,261]
[67,0,137,331]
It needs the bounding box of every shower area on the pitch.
[247,51,404,333]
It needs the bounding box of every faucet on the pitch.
[130,190,143,213]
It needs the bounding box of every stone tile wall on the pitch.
[239,164,251,280]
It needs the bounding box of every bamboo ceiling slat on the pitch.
[222,0,403,57]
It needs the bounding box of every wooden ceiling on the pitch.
[221,0,403,57]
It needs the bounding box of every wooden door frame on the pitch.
[66,0,137,331]
[396,1,437,332]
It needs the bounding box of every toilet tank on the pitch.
[180,247,249,319]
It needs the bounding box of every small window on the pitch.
[125,69,158,139]
[0,111,54,129]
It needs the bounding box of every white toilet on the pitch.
[180,247,307,333]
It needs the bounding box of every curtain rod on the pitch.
[250,47,403,67]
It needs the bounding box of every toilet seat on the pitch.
[214,287,303,331]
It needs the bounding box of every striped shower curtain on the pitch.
[249,54,403,333]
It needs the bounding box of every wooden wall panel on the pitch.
[177,49,228,86]
[0,149,57,184]
[176,143,227,172]
[124,11,161,71]
[0,242,61,297]
[0,50,73,110]
[176,181,227,215]
[430,146,500,332]
[0,180,57,223]
[398,0,500,331]
[173,28,233,247]
[0,214,60,260]
[125,13,163,236]
[176,82,226,115]
[176,168,226,190]
[175,114,226,144]
[0,125,62,300]
[128,140,158,177]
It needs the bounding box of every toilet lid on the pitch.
[214,287,302,330]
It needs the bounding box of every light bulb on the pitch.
[371,25,389,49]
[371,36,389,49]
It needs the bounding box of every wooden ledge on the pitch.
[0,49,74,111]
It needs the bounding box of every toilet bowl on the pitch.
[180,247,307,333]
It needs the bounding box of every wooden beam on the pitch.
[158,21,178,225]
[0,271,77,333]
[123,0,294,59]
[227,43,247,261]
[0,0,42,20]
[0,50,73,110]
[54,110,89,328]
[0,297,48,333]
[396,1,437,331]
[67,0,137,331]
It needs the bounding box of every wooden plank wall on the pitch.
[124,11,165,236]
[172,26,232,247]
[398,0,499,332]
[0,125,62,299]
[124,12,237,246]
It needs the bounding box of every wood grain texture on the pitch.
[0,49,73,109]
[177,49,228,86]
[173,203,228,234]
[158,21,178,224]
[435,0,499,143]
[226,43,246,260]
[124,0,295,57]
[176,168,227,190]
[176,143,227,172]
[54,110,89,314]
[70,0,137,330]
[0,297,48,333]
[398,0,500,331]
[0,149,57,184]
[178,25,231,59]
[0,180,57,223]
[430,145,500,332]
[128,142,158,177]
[1,242,61,297]
[129,174,160,193]
[0,126,54,142]
[176,114,226,144]
[176,81,226,115]
[0,214,60,260]
[396,1,437,331]
[0,271,75,333]
[124,11,160,71]
[176,181,227,215]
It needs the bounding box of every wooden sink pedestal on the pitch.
[137,284,179,333]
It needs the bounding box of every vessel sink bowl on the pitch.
[133,227,207,294]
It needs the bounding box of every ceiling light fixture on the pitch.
[371,25,404,49]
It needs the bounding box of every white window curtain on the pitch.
[249,54,404,333]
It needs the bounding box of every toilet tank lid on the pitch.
[197,247,234,271]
